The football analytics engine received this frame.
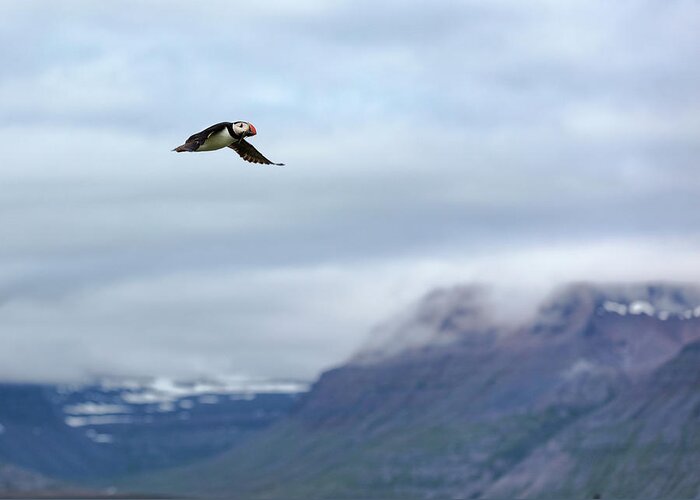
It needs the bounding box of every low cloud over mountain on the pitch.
[132,282,700,499]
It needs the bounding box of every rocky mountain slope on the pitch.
[0,463,60,493]
[0,377,306,490]
[134,283,700,499]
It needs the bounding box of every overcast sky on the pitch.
[1,0,699,383]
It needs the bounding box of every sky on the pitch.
[1,0,699,383]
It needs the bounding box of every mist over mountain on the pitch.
[0,282,697,498]
[129,282,700,499]
[355,282,700,366]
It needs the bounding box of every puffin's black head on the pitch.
[232,121,257,137]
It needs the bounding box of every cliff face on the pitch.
[302,283,700,424]
[485,340,700,499]
[140,283,700,499]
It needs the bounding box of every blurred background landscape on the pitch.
[0,1,699,498]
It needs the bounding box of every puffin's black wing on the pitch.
[228,139,284,166]
[186,122,230,143]
[173,122,230,152]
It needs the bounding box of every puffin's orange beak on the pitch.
[248,123,257,136]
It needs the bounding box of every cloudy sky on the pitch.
[1,0,699,383]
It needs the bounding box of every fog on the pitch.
[1,0,699,382]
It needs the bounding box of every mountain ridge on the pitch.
[0,377,306,489]
[130,282,700,499]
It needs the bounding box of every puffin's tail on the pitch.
[172,143,196,152]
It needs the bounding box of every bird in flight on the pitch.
[173,121,284,166]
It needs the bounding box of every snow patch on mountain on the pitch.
[65,415,134,427]
[563,359,601,379]
[85,429,113,444]
[56,375,309,429]
[534,283,700,336]
[109,376,308,406]
[628,300,655,315]
[63,403,131,415]
[352,283,700,365]
[602,301,628,315]
[599,298,700,321]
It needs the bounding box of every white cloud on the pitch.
[563,103,700,143]
[2,237,700,383]
[0,55,149,117]
[0,0,699,382]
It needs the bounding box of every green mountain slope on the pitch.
[127,284,700,499]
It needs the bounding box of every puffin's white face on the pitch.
[233,121,257,137]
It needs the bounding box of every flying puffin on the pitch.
[172,121,284,166]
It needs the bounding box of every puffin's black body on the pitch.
[175,122,236,152]
[173,121,284,166]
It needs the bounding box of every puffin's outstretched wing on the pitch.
[228,139,284,166]
[173,122,230,152]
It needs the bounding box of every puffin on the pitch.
[173,121,284,166]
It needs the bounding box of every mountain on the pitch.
[132,283,700,499]
[0,376,306,490]
[0,464,60,493]
[485,340,700,498]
